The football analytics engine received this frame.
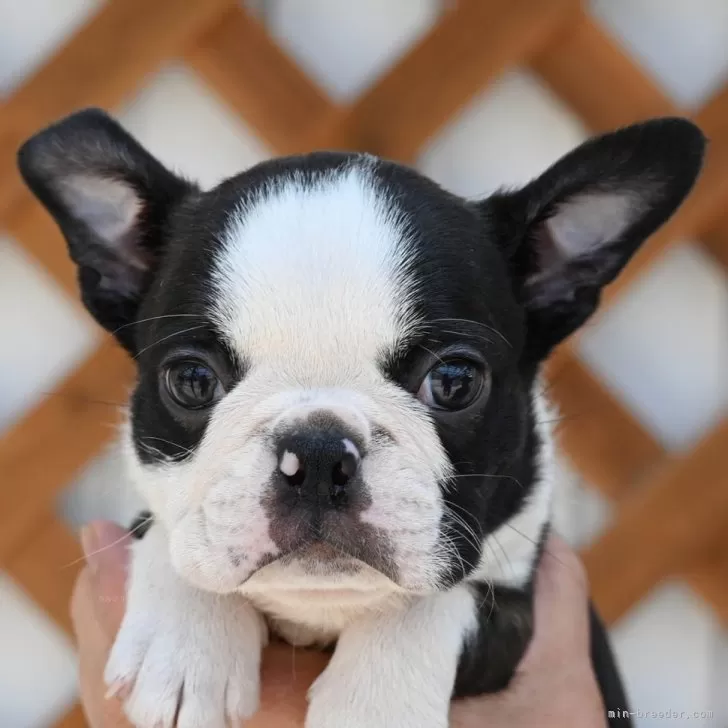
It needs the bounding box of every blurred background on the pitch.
[1,1,727,726]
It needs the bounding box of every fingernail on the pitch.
[80,524,100,575]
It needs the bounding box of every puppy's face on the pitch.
[19,112,704,596]
[125,159,534,594]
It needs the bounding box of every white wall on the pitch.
[1,1,727,726]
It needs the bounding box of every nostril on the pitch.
[286,467,306,488]
[331,451,358,487]
[331,461,349,487]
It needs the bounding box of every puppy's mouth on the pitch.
[242,519,398,590]
[261,503,398,583]
[277,541,367,576]
[292,541,346,561]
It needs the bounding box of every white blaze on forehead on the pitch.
[211,163,419,381]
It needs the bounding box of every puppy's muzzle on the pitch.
[263,408,395,576]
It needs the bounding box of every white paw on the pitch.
[305,665,449,728]
[105,594,266,728]
[304,589,475,728]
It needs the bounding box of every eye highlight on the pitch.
[164,360,223,409]
[417,359,489,411]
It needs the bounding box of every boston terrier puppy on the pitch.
[19,110,704,728]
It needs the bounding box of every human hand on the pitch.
[450,533,607,727]
[71,523,605,727]
[71,521,328,727]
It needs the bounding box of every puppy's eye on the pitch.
[164,361,222,409]
[418,359,488,411]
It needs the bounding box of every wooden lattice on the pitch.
[1,2,727,726]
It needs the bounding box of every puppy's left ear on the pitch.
[485,117,706,359]
[17,108,197,352]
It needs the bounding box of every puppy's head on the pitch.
[19,111,704,595]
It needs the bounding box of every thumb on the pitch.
[519,533,592,670]
[80,520,132,634]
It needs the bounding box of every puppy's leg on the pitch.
[105,523,267,728]
[306,586,477,728]
[453,584,533,696]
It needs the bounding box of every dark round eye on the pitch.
[418,359,488,411]
[164,361,222,409]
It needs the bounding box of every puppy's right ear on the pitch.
[18,108,197,352]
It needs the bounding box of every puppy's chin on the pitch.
[243,543,401,596]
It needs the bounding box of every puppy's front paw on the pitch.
[305,589,476,728]
[306,665,449,728]
[105,592,266,728]
[306,659,449,728]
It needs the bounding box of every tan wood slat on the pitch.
[54,704,88,728]
[700,225,728,271]
[698,83,728,139]
[0,0,234,224]
[582,419,728,625]
[188,0,581,160]
[185,6,333,155]
[546,357,728,622]
[694,84,728,267]
[684,540,728,626]
[545,355,664,500]
[321,0,581,160]
[0,343,133,563]
[531,12,676,132]
[3,196,80,298]
[6,512,83,637]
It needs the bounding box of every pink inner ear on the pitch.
[543,191,638,264]
[58,174,142,248]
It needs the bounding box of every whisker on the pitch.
[481,573,498,621]
[501,523,571,572]
[134,325,208,359]
[429,318,512,348]
[437,328,496,347]
[490,533,515,577]
[442,520,481,558]
[501,522,543,549]
[479,539,507,598]
[61,516,153,569]
[537,411,590,428]
[140,436,195,457]
[438,531,479,577]
[40,391,127,408]
[450,473,525,489]
[442,506,483,556]
[442,536,476,578]
[416,344,447,367]
[111,313,205,336]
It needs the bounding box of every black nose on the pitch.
[277,431,360,506]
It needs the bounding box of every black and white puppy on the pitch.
[19,111,704,728]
